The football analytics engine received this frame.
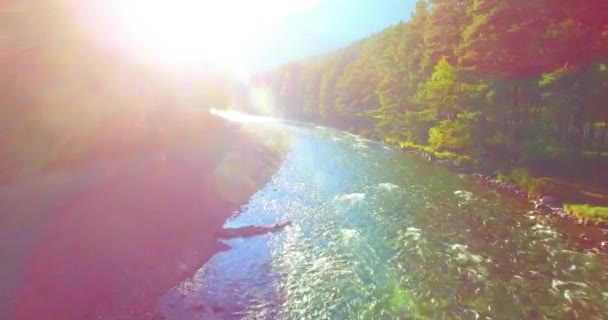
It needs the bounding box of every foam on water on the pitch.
[532,223,558,237]
[551,279,589,291]
[160,120,608,319]
[340,228,360,242]
[352,141,369,150]
[454,190,474,202]
[333,193,366,203]
[450,243,485,264]
[404,227,422,240]
[377,182,400,191]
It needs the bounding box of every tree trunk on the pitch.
[601,122,607,151]
[588,121,596,149]
[574,116,584,153]
[513,84,520,128]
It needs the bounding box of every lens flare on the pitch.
[69,0,326,72]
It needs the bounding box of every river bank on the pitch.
[279,120,607,243]
[246,117,608,254]
[0,118,288,320]
[384,140,608,255]
[156,121,608,319]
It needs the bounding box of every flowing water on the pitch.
[160,117,608,319]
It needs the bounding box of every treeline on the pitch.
[255,0,608,163]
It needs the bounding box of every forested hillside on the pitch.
[256,0,608,167]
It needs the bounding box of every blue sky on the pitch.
[240,0,417,72]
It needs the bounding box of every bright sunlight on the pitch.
[88,0,325,69]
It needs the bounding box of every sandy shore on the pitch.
[0,122,287,320]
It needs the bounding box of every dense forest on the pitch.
[255,0,608,169]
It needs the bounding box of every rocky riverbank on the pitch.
[396,145,608,255]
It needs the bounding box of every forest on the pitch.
[253,0,608,212]
[2,1,608,216]
[256,0,608,163]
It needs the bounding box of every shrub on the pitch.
[563,204,608,224]
[428,111,479,152]
[497,168,544,196]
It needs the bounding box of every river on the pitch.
[160,114,608,319]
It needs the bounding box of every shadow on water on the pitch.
[215,222,292,239]
[160,122,608,320]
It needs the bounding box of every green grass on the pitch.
[388,137,608,222]
[563,204,608,224]
[496,168,544,197]
[389,139,474,166]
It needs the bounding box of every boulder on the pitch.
[539,196,562,209]
[579,233,593,244]
[534,202,550,212]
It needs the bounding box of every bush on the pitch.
[428,111,479,152]
[497,168,544,196]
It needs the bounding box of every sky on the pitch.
[238,0,417,73]
[73,0,417,75]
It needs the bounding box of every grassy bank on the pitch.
[384,137,475,167]
[563,204,608,225]
[383,136,608,225]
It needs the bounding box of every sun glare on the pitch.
[81,0,325,70]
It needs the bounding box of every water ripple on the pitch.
[160,124,608,319]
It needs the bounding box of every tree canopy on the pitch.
[257,0,608,162]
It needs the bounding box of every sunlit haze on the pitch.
[70,0,415,75]
[73,0,322,71]
[4,1,608,319]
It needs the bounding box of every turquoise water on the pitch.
[160,122,608,319]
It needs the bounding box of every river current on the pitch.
[160,118,608,319]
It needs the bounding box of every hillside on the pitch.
[254,0,608,219]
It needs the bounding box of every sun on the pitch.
[104,0,243,67]
[71,0,325,71]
